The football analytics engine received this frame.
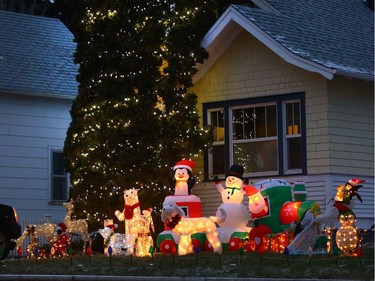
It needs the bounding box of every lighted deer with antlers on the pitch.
[14,223,56,250]
[63,200,92,252]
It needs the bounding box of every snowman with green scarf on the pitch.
[213,164,250,250]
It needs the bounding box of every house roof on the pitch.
[0,10,78,98]
[197,0,374,81]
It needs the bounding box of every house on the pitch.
[0,10,77,222]
[192,0,374,229]
[0,0,373,235]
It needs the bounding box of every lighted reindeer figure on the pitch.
[14,223,56,250]
[63,200,92,253]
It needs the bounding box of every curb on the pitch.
[0,276,361,281]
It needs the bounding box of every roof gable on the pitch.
[0,10,78,98]
[196,0,374,81]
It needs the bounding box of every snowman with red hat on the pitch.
[212,164,250,250]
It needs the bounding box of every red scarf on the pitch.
[333,202,353,215]
[124,202,140,220]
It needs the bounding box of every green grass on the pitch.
[0,248,373,280]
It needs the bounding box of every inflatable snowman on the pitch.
[213,164,250,250]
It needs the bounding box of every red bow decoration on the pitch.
[124,202,141,220]
[165,214,182,229]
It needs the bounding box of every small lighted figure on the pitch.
[52,223,69,256]
[27,238,39,258]
[243,185,268,219]
[134,208,155,257]
[99,218,131,256]
[313,178,365,255]
[336,213,360,255]
[99,219,117,255]
[172,160,196,196]
[314,178,365,229]
[161,200,224,256]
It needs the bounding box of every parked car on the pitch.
[0,204,21,259]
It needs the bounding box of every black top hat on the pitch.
[226,164,244,180]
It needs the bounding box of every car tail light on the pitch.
[12,208,19,222]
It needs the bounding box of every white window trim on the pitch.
[205,93,306,180]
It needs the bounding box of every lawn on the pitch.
[0,247,373,280]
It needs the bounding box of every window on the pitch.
[208,109,225,177]
[50,149,69,203]
[232,103,278,175]
[204,93,306,179]
[284,100,302,172]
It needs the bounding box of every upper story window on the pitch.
[204,93,306,180]
[50,149,69,203]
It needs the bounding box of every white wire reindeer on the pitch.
[63,200,92,253]
[14,223,55,249]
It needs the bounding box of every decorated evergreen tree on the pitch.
[64,0,216,232]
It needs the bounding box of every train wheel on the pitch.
[159,239,176,254]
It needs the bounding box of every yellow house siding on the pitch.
[190,30,374,227]
[327,77,374,176]
[305,85,330,174]
[194,30,331,175]
[195,32,320,102]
